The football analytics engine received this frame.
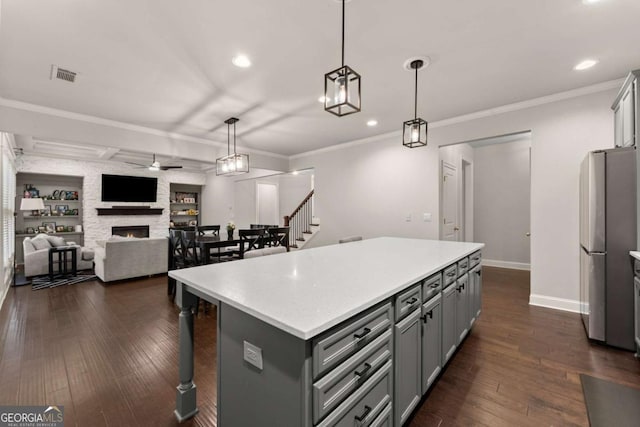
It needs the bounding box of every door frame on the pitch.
[255,181,279,225]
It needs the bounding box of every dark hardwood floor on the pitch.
[0,267,638,426]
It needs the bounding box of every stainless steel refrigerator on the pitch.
[579,146,636,351]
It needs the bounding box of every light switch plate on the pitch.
[243,341,263,370]
[405,213,412,222]
[423,213,432,222]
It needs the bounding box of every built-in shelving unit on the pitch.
[170,183,201,228]
[15,173,84,264]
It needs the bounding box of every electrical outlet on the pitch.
[405,213,412,222]
[423,213,432,222]
[243,341,263,370]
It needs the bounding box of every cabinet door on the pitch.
[468,267,477,328]
[441,284,457,365]
[455,274,469,344]
[634,277,640,353]
[622,86,635,147]
[475,268,483,318]
[421,295,442,395]
[394,309,421,426]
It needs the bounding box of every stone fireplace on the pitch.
[112,225,150,238]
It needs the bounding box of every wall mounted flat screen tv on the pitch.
[101,174,158,202]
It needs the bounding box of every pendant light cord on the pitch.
[414,66,418,120]
[227,122,231,156]
[341,0,345,67]
[233,121,237,155]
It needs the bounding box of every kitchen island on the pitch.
[170,237,484,426]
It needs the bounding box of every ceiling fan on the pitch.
[126,154,183,171]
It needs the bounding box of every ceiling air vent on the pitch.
[50,65,77,83]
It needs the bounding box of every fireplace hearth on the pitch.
[112,225,150,238]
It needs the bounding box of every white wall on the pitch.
[473,137,531,268]
[16,154,205,248]
[291,87,617,312]
[279,172,313,221]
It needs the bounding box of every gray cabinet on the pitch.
[441,283,457,365]
[455,274,469,344]
[474,267,483,319]
[635,276,640,357]
[469,265,482,327]
[612,70,639,148]
[421,294,442,394]
[394,308,421,426]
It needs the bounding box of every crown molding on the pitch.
[0,97,289,159]
[291,78,624,160]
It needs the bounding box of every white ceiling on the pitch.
[1,0,639,158]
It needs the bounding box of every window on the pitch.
[1,133,16,289]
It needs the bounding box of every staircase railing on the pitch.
[284,189,314,248]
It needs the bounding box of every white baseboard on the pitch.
[529,294,581,313]
[482,259,530,271]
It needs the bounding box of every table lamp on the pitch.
[20,197,45,216]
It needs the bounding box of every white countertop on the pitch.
[630,251,640,261]
[170,237,484,340]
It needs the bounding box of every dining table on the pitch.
[197,233,243,264]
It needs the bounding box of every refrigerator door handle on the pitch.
[580,247,606,342]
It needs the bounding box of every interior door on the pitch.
[441,161,459,241]
[256,182,279,225]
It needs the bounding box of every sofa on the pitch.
[23,234,94,277]
[94,236,168,282]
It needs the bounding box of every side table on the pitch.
[48,247,77,281]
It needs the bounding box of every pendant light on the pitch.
[324,0,361,117]
[216,117,249,176]
[403,59,428,148]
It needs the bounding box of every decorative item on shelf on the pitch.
[188,219,197,227]
[226,221,236,240]
[52,190,60,199]
[216,117,250,176]
[56,225,65,232]
[55,205,69,215]
[40,205,52,216]
[183,197,196,203]
[74,225,82,232]
[402,58,429,148]
[26,227,35,234]
[20,197,45,216]
[324,0,361,117]
[70,208,79,215]
[187,209,198,216]
[37,226,46,233]
[42,222,56,233]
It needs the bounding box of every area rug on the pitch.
[580,373,640,427]
[31,273,97,291]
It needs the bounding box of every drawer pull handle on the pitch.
[406,297,418,305]
[354,362,372,377]
[429,283,439,289]
[447,272,455,277]
[476,270,482,276]
[457,284,465,293]
[355,405,372,422]
[353,327,371,340]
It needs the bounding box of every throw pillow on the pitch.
[46,236,67,247]
[31,238,51,251]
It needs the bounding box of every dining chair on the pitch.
[197,225,220,236]
[167,228,185,296]
[238,228,266,258]
[267,227,290,251]
[181,230,200,266]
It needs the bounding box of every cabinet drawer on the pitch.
[457,257,469,277]
[317,360,393,427]
[634,259,640,277]
[313,329,392,424]
[313,302,393,379]
[469,250,482,268]
[422,273,442,303]
[443,264,457,287]
[395,283,422,322]
[369,402,392,427]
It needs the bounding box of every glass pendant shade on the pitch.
[216,117,250,176]
[324,65,361,116]
[403,118,428,148]
[216,153,249,175]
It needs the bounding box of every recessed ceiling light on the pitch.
[367,120,378,127]
[232,54,251,68]
[582,0,602,4]
[574,59,599,71]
